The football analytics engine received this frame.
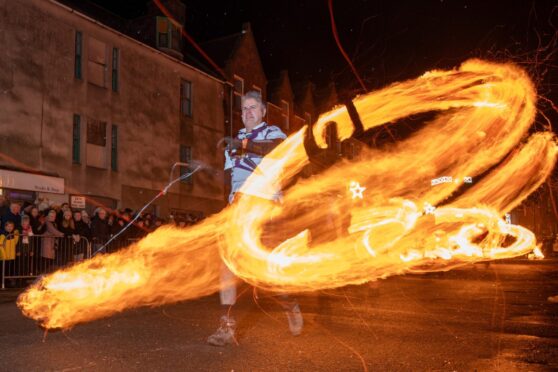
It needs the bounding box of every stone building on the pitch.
[199,23,319,137]
[0,0,226,218]
[267,70,306,135]
[294,81,318,131]
[200,22,268,138]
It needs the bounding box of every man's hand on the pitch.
[220,137,243,151]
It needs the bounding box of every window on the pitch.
[180,79,192,116]
[87,119,106,146]
[233,75,244,111]
[157,17,169,47]
[179,145,193,184]
[252,85,262,96]
[75,31,82,79]
[157,17,181,50]
[72,114,80,163]
[86,118,107,169]
[281,100,289,130]
[88,37,107,87]
[112,47,119,92]
[111,125,118,171]
[171,23,181,50]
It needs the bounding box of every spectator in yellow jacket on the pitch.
[0,220,20,261]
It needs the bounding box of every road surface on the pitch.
[1,260,557,371]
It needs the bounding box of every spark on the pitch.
[349,181,366,199]
[431,176,453,186]
[424,202,437,215]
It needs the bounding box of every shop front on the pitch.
[0,169,65,208]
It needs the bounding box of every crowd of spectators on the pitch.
[0,195,203,284]
[0,197,202,240]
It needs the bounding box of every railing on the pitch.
[90,236,140,255]
[1,234,140,289]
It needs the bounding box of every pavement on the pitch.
[1,259,558,371]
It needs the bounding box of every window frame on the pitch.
[87,37,108,88]
[74,31,82,79]
[233,75,244,111]
[180,79,193,117]
[86,119,107,147]
[156,16,182,50]
[111,124,118,171]
[111,47,119,92]
[156,16,171,49]
[251,85,262,96]
[72,114,81,164]
[281,99,290,130]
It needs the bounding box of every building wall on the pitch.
[226,24,267,98]
[512,197,557,239]
[266,103,283,132]
[0,0,225,217]
[297,81,317,126]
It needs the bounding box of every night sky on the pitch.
[91,0,556,116]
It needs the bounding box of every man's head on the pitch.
[241,91,266,132]
[9,201,21,215]
[97,208,107,220]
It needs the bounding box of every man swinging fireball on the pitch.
[208,91,303,346]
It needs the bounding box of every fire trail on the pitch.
[18,60,556,330]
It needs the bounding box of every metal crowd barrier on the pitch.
[1,233,148,289]
[90,237,140,255]
[1,234,90,289]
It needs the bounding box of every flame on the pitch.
[18,60,557,329]
[529,245,544,260]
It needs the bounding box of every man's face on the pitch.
[241,98,266,131]
[10,203,20,214]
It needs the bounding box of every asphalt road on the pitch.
[1,260,557,371]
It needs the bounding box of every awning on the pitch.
[0,169,64,194]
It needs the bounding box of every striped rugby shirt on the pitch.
[224,122,287,203]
